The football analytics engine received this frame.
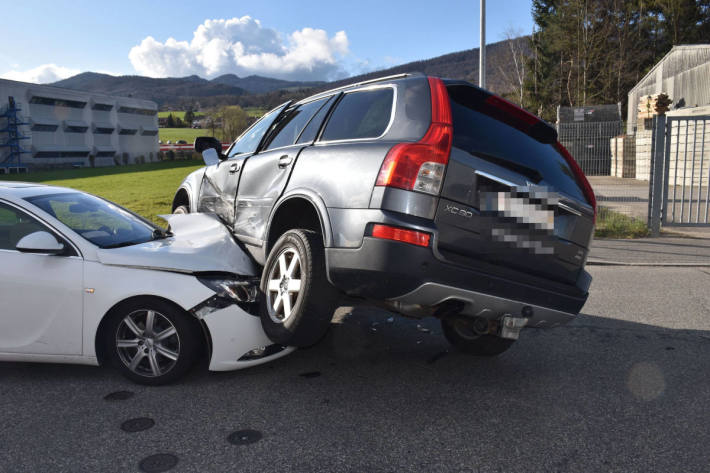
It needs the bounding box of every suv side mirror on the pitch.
[194,136,223,154]
[16,231,65,255]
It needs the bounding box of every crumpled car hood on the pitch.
[96,213,257,276]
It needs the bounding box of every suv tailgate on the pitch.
[435,84,594,284]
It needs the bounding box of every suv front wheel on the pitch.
[259,229,338,347]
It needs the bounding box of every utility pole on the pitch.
[479,0,486,89]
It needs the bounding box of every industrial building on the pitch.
[0,78,158,172]
[627,44,710,135]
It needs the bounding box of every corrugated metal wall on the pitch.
[627,46,710,135]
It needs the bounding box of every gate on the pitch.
[648,114,710,234]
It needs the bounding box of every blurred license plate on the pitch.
[481,191,554,231]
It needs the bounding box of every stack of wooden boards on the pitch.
[638,93,673,119]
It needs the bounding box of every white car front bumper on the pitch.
[201,305,295,371]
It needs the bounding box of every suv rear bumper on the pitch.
[325,237,591,327]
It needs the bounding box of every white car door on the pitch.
[0,202,83,355]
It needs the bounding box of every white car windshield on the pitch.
[25,192,163,249]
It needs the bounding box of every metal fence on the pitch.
[558,121,623,176]
[661,116,710,226]
[557,120,649,220]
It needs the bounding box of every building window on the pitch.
[141,129,158,136]
[30,96,86,109]
[31,124,58,132]
[118,106,156,116]
[92,103,113,111]
[96,151,116,157]
[118,128,138,135]
[65,125,89,133]
[94,127,114,135]
[35,150,90,158]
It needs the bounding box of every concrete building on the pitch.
[0,78,158,171]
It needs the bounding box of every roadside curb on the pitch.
[587,258,710,267]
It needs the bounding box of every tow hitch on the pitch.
[499,315,529,340]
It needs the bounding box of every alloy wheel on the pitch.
[266,247,303,324]
[115,309,181,378]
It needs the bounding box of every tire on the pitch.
[259,229,338,347]
[173,205,189,214]
[103,298,201,385]
[441,318,515,356]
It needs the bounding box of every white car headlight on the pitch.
[190,276,260,319]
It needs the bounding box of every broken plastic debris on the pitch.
[416,324,431,333]
[386,316,394,324]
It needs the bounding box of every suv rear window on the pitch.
[320,88,393,141]
[447,86,586,202]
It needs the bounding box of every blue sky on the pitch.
[0,0,534,83]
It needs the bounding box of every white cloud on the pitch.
[1,64,80,84]
[128,16,349,81]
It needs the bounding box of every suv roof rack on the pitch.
[304,73,420,102]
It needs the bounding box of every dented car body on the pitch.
[0,182,293,384]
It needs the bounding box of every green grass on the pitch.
[595,206,650,239]
[159,128,217,143]
[157,111,205,120]
[2,161,203,226]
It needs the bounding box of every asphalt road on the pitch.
[2,266,710,473]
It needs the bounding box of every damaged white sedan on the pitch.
[0,182,294,385]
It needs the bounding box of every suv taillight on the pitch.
[375,77,453,195]
[556,142,597,223]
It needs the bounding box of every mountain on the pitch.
[211,74,324,94]
[51,72,247,105]
[50,36,527,109]
[51,72,321,106]
[323,37,526,95]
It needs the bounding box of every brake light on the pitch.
[371,224,431,247]
[555,142,597,223]
[375,77,452,195]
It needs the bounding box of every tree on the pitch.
[184,109,195,126]
[166,113,175,128]
[496,27,529,106]
[218,106,249,142]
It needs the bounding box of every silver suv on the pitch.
[173,73,596,353]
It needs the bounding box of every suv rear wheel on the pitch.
[441,317,515,356]
[259,229,338,347]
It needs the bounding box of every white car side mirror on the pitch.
[16,231,65,255]
[202,148,220,166]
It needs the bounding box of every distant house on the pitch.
[627,44,710,135]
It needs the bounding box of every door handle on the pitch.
[278,155,293,168]
[229,162,240,173]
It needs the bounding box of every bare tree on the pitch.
[496,27,528,106]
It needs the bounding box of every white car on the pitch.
[0,182,294,385]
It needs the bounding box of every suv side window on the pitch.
[262,97,331,150]
[0,202,54,251]
[228,104,287,157]
[320,88,394,142]
[296,95,336,144]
